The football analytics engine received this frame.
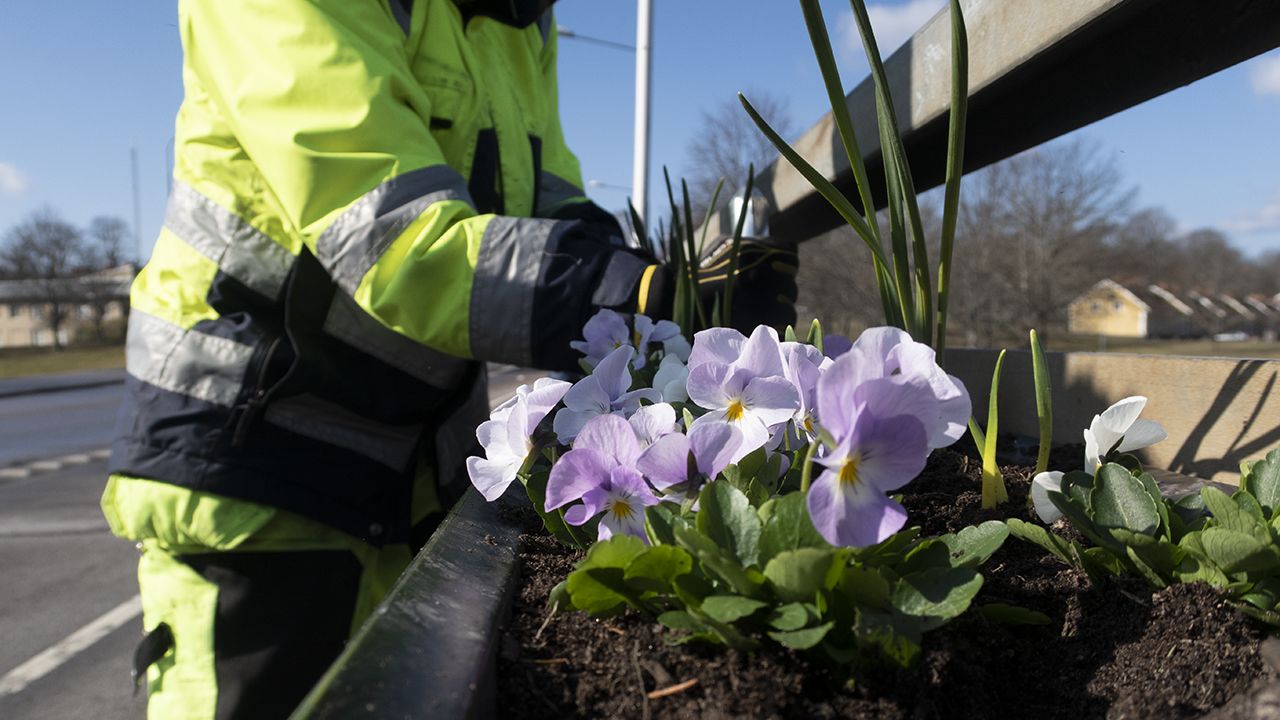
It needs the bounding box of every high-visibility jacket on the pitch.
[108,0,653,545]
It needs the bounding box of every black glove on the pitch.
[694,235,798,334]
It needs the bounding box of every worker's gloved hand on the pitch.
[694,235,798,334]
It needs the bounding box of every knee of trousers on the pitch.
[136,545,378,720]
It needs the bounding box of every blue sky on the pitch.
[1,0,1277,259]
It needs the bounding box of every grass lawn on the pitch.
[0,344,126,379]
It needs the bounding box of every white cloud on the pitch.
[838,0,946,60]
[1223,190,1280,234]
[0,162,27,196]
[1250,53,1280,97]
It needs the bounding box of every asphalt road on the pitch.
[0,365,537,718]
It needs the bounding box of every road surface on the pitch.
[0,365,536,718]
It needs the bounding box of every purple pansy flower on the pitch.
[545,414,659,541]
[850,327,971,449]
[553,345,662,443]
[569,309,630,369]
[629,402,679,449]
[686,326,800,462]
[781,340,825,439]
[632,314,684,368]
[638,421,743,499]
[653,353,689,403]
[822,334,853,360]
[806,350,931,547]
[466,377,571,501]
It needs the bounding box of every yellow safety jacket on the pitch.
[108,0,654,545]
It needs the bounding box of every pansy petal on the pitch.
[689,421,742,479]
[1031,471,1065,523]
[1091,396,1148,451]
[696,410,770,464]
[564,487,609,525]
[688,327,745,370]
[629,403,678,447]
[595,345,638,399]
[816,347,886,437]
[562,375,610,414]
[1115,418,1167,453]
[737,325,786,378]
[1083,428,1102,476]
[524,377,572,420]
[573,413,642,466]
[806,469,908,547]
[686,362,734,410]
[638,433,691,489]
[852,326,911,362]
[614,388,664,415]
[466,456,519,502]
[663,333,692,363]
[610,466,659,505]
[552,407,596,445]
[545,448,610,510]
[742,376,801,428]
[850,412,929,493]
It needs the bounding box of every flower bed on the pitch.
[495,447,1271,720]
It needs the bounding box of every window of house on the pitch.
[1090,301,1101,311]
[8,304,19,318]
[1113,301,1123,310]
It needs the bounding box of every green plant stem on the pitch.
[682,180,708,329]
[1031,329,1053,475]
[799,442,819,494]
[698,177,726,258]
[936,0,968,367]
[981,349,1009,509]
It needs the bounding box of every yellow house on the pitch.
[1068,279,1150,337]
[0,266,132,348]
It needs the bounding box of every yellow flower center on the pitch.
[803,417,814,434]
[839,453,862,488]
[726,400,746,421]
[610,499,634,520]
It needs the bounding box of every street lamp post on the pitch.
[632,0,653,228]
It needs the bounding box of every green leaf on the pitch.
[763,548,839,603]
[1134,471,1172,541]
[758,492,830,564]
[1242,449,1280,516]
[644,503,684,547]
[1202,486,1266,539]
[1062,470,1096,509]
[1090,464,1160,536]
[1199,527,1280,575]
[624,545,693,593]
[939,521,1009,568]
[547,579,570,614]
[696,481,762,566]
[978,603,1051,626]
[856,609,923,667]
[768,602,812,631]
[1029,329,1053,475]
[1123,545,1169,589]
[658,610,704,633]
[837,565,892,611]
[981,349,1008,508]
[674,524,765,599]
[891,567,984,631]
[566,535,650,615]
[700,595,768,623]
[934,0,969,366]
[768,622,833,650]
[806,318,824,352]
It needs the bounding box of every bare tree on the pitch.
[949,138,1134,345]
[86,216,132,269]
[0,208,90,350]
[686,89,796,210]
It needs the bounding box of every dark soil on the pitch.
[496,444,1273,720]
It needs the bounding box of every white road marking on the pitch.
[0,594,142,697]
[0,447,111,483]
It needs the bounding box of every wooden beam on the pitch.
[710,0,1280,242]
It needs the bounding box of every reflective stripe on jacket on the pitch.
[110,0,640,544]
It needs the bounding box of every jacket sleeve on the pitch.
[180,0,644,370]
